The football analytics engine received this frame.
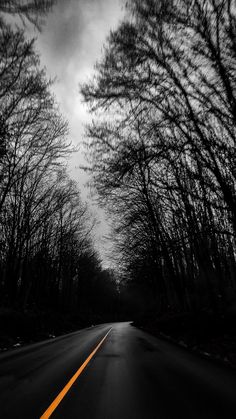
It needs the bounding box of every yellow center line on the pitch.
[40,327,112,419]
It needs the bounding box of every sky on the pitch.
[31,0,124,265]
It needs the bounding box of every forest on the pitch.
[0,0,236,361]
[0,0,120,347]
[81,0,236,357]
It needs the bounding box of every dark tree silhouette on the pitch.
[0,17,119,324]
[0,0,55,29]
[81,0,236,315]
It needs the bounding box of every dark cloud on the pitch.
[41,0,85,63]
[38,0,123,73]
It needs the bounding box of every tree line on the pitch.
[82,0,236,315]
[0,0,119,318]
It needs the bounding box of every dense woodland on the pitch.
[1,0,236,348]
[0,0,119,332]
[82,0,236,317]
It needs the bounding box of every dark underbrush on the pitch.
[0,308,113,351]
[133,310,236,368]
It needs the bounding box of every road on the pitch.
[1,322,236,418]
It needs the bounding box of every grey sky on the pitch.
[32,0,124,265]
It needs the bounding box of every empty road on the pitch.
[0,322,236,418]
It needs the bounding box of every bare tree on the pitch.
[0,0,56,29]
[81,0,236,314]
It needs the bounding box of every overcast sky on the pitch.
[31,0,124,265]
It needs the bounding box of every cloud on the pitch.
[33,0,124,264]
[35,0,124,142]
[37,0,123,78]
[36,0,124,164]
[39,0,85,66]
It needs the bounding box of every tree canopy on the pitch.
[82,0,236,315]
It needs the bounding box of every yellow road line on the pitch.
[40,327,112,418]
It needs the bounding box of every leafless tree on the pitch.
[0,0,56,29]
[81,0,236,314]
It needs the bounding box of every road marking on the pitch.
[40,327,112,418]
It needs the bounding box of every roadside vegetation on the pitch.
[0,1,120,350]
[81,0,236,366]
[1,0,236,366]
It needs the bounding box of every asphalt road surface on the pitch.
[1,321,236,418]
